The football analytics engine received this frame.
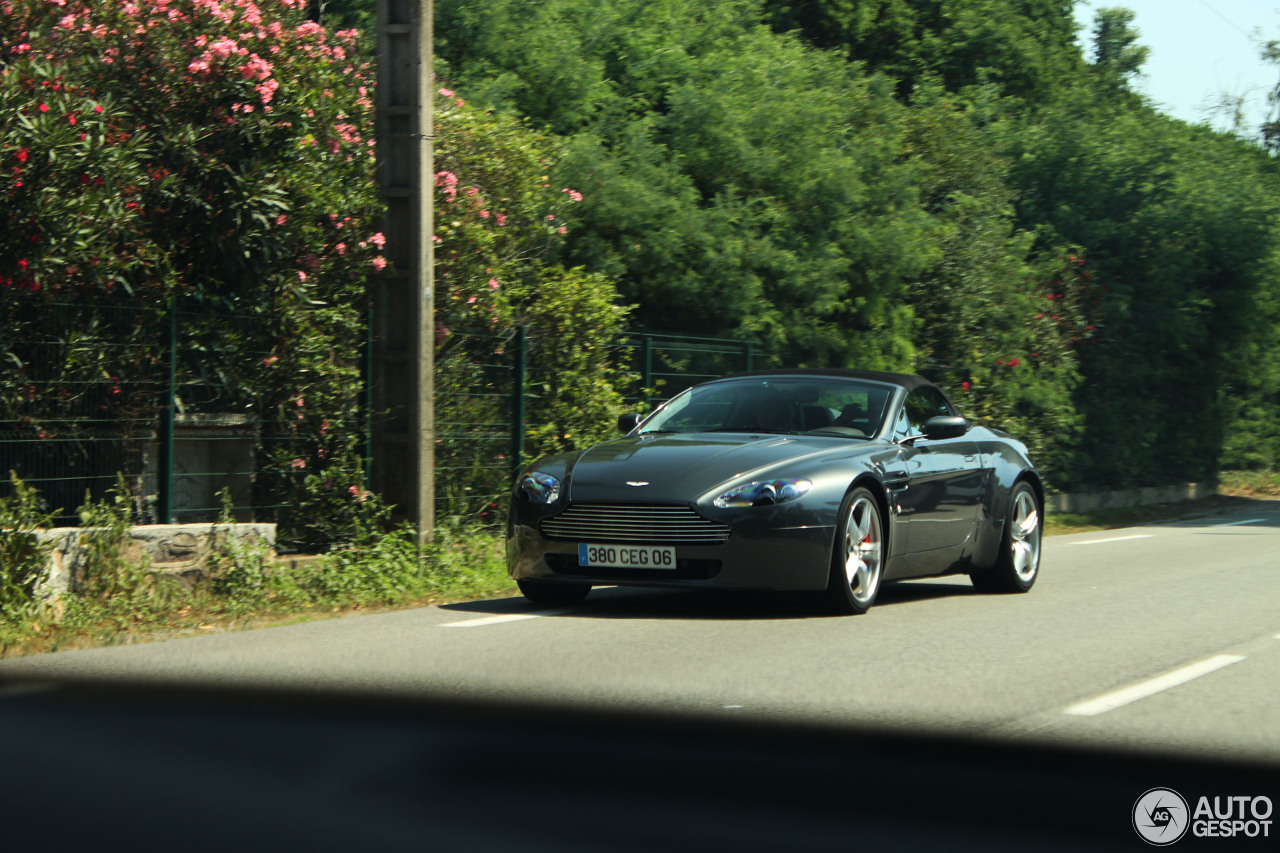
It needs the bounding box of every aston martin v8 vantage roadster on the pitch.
[507,369,1043,614]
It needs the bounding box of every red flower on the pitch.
[1008,358,1020,368]
[38,103,49,113]
[961,381,971,392]
[15,148,28,164]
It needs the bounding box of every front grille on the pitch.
[540,502,731,544]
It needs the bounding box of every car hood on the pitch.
[566,433,870,503]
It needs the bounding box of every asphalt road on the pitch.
[2,500,1278,763]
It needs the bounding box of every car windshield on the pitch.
[638,377,893,437]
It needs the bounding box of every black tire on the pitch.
[517,578,591,606]
[823,486,885,615]
[970,481,1041,593]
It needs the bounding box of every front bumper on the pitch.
[507,507,835,592]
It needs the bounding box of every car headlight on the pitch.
[518,471,561,504]
[713,478,811,508]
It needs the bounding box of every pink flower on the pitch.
[291,457,306,470]
[558,227,567,234]
[439,88,454,97]
[496,214,507,226]
[209,37,238,59]
[488,279,499,290]
[371,256,387,271]
[369,232,386,249]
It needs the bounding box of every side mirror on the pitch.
[922,415,968,440]
[617,412,643,434]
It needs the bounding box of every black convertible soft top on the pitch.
[723,368,934,392]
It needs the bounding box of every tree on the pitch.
[1089,6,1150,93]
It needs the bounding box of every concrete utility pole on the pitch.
[373,0,434,546]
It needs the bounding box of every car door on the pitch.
[886,387,983,568]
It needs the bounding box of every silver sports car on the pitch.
[507,369,1043,614]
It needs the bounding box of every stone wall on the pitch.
[1045,482,1215,514]
[35,522,276,598]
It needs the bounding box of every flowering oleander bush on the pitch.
[1,0,388,547]
[1,1,630,543]
[430,91,631,520]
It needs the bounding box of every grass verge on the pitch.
[1,517,518,659]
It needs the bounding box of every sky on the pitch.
[1073,0,1280,134]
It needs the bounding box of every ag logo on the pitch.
[1134,788,1190,845]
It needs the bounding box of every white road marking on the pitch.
[1069,534,1156,546]
[1213,518,1269,527]
[1064,654,1246,716]
[441,613,546,628]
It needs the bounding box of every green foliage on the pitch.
[437,0,1280,493]
[62,476,187,632]
[0,472,55,621]
[1007,94,1280,488]
[431,93,632,519]
[1088,7,1150,83]
[761,0,1084,104]
[439,0,935,369]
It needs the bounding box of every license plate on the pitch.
[577,544,677,570]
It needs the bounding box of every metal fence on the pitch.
[0,300,306,526]
[433,329,758,522]
[3,305,759,529]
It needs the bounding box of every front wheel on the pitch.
[824,487,885,615]
[970,481,1041,593]
[517,578,591,606]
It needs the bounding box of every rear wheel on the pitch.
[517,578,591,606]
[824,487,885,615]
[970,481,1041,593]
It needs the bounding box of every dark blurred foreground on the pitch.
[1,676,1275,851]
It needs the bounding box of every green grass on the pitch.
[0,521,518,659]
[1218,469,1280,498]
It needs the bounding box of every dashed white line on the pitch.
[1069,534,1156,546]
[441,613,545,628]
[1064,654,1246,716]
[1213,518,1269,527]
